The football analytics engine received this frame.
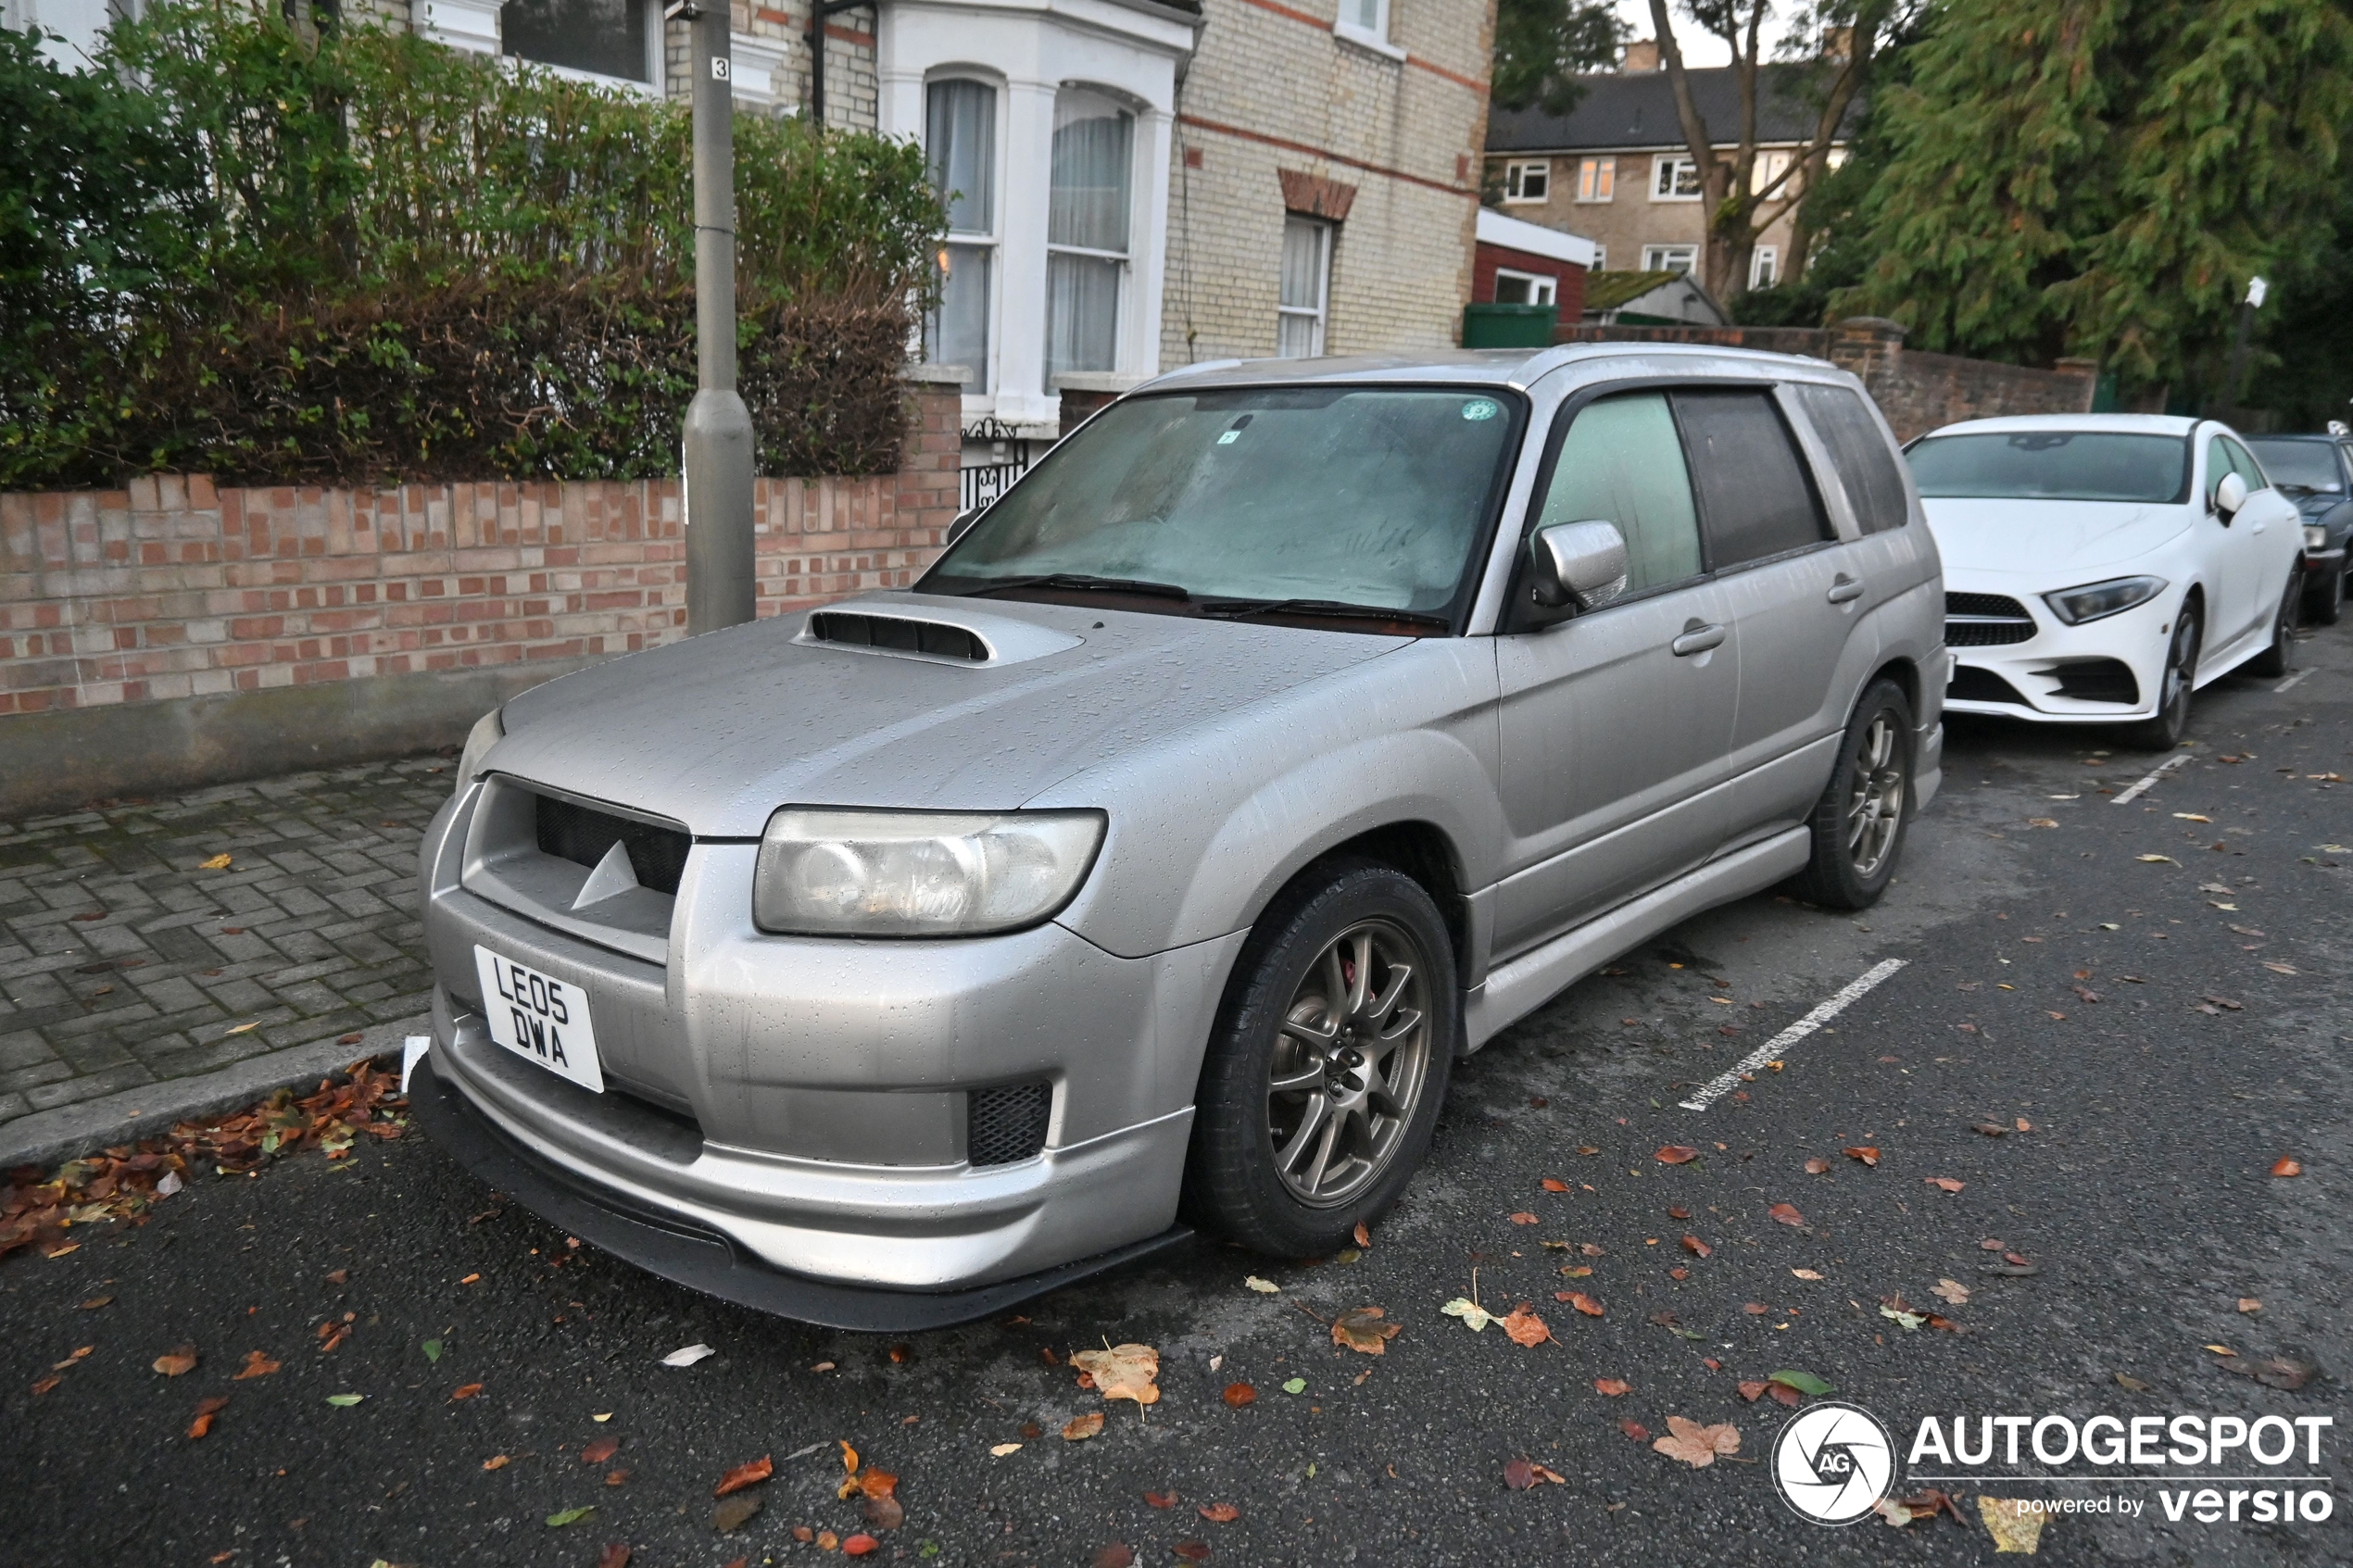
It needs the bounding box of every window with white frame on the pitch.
[1750,148,1793,195]
[1575,156,1615,202]
[502,0,657,84]
[1491,268,1556,307]
[1749,246,1779,289]
[1590,244,1605,270]
[1335,0,1390,47]
[924,79,997,384]
[1045,87,1133,383]
[1650,154,1701,200]
[1277,215,1331,358]
[1501,159,1550,203]
[1642,244,1697,274]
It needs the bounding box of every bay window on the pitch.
[925,78,997,382]
[1045,88,1133,383]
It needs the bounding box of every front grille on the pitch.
[2049,659,2140,705]
[809,611,987,662]
[1949,665,2031,706]
[967,1082,1051,1167]
[535,795,691,896]
[1944,592,2037,646]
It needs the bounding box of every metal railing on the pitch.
[960,418,1036,513]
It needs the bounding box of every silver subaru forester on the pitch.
[412,345,1945,1328]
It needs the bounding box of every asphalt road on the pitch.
[6,630,2349,1568]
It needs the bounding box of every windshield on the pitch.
[920,386,1525,626]
[1906,431,2191,504]
[2246,439,2345,492]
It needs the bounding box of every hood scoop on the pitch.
[796,605,1085,668]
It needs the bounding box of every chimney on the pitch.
[1621,38,1661,72]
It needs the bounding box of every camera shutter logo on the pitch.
[1771,1401,1897,1525]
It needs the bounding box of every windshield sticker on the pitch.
[1462,398,1500,422]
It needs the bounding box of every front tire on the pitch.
[2247,567,2302,678]
[2126,601,2201,752]
[1786,679,1915,911]
[1183,860,1455,1256]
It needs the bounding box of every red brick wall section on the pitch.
[1473,245,1587,320]
[0,384,964,718]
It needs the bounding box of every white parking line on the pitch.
[1678,958,1908,1111]
[2274,670,2311,694]
[2110,752,2193,806]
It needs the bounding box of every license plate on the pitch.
[473,946,604,1093]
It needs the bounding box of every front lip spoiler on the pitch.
[410,1055,1193,1332]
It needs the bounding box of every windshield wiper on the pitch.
[1198,597,1452,631]
[960,572,1191,602]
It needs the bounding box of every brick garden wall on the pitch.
[0,383,962,721]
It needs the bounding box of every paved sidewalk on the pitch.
[0,757,452,1151]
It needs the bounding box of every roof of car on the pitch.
[1139,341,1844,394]
[2244,432,2349,445]
[1923,413,2204,438]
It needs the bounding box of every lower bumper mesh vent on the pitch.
[968,1082,1051,1167]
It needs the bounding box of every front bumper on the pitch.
[1942,581,2176,724]
[417,780,1243,1311]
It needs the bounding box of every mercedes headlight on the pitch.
[456,706,504,783]
[753,809,1106,936]
[2042,575,2167,626]
[2307,524,2330,551]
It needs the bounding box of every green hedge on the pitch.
[0,1,947,489]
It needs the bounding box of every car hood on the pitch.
[1921,497,2189,580]
[485,593,1413,837]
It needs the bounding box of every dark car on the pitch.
[2245,433,2352,624]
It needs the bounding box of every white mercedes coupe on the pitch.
[1910,415,2305,749]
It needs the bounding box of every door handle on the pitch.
[1827,574,1865,604]
[1671,622,1726,657]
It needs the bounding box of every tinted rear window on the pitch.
[1794,383,1910,533]
[1675,389,1831,567]
[1907,431,2191,504]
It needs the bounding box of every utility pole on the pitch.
[672,0,756,633]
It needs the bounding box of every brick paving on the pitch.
[0,758,455,1130]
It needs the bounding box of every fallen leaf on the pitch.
[1330,1306,1402,1355]
[1222,1383,1256,1408]
[1579,1242,1606,1256]
[1924,1177,1966,1193]
[1145,1489,1177,1509]
[2272,1158,2303,1177]
[325,1393,362,1406]
[1881,1301,1926,1331]
[78,1297,112,1310]
[233,1349,279,1380]
[2263,961,2299,974]
[1768,1203,1806,1226]
[1063,1412,1104,1441]
[547,1506,596,1527]
[1770,1369,1835,1397]
[583,1437,620,1465]
[1978,1497,2049,1553]
[1198,1503,1239,1523]
[1792,1269,1825,1281]
[711,1495,761,1533]
[1353,1223,1370,1248]
[422,1339,443,1363]
[841,1533,880,1557]
[484,1455,510,1470]
[1655,1146,1700,1164]
[1507,1210,1541,1225]
[1092,1546,1136,1568]
[1653,1415,1741,1468]
[2136,854,2177,864]
[1069,1344,1160,1406]
[1620,1419,1651,1442]
[2221,1354,2321,1392]
[1502,1457,1568,1490]
[661,1343,715,1368]
[198,853,233,871]
[1540,1178,1569,1193]
[1842,1147,1880,1167]
[988,1443,1022,1457]
[597,1547,632,1568]
[1803,1157,1830,1174]
[187,1395,230,1438]
[1680,1235,1712,1258]
[605,1470,630,1487]
[2114,1374,2151,1393]
[1564,1292,1604,1318]
[450,1382,484,1400]
[1242,1276,1278,1294]
[1931,1279,1970,1306]
[1743,1302,1770,1315]
[851,1469,898,1503]
[2016,1118,2033,1132]
[1738,1380,1768,1401]
[1171,1541,1211,1563]
[714,1455,773,1497]
[1594,1378,1631,1397]
[1441,1297,1496,1332]
[152,1345,198,1377]
[2239,1298,2262,1313]
[1281,1377,1307,1395]
[1502,1304,1552,1347]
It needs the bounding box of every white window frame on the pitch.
[1500,159,1551,205]
[1642,243,1698,275]
[1651,154,1702,201]
[1044,84,1139,384]
[1575,156,1616,203]
[1333,0,1405,59]
[1749,245,1779,289]
[1590,244,1605,271]
[1750,148,1793,196]
[1277,215,1332,358]
[925,74,1001,394]
[1492,267,1556,307]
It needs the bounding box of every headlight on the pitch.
[456,706,504,783]
[2042,575,2168,626]
[753,809,1106,936]
[2308,524,2331,551]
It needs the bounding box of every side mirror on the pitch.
[947,505,986,544]
[1529,519,1630,611]
[2212,470,2248,520]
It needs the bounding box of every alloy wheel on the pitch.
[2157,611,2199,732]
[1265,920,1433,1208]
[1843,714,1906,879]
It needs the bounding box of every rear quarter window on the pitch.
[1674,388,1831,567]
[1793,383,1911,533]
